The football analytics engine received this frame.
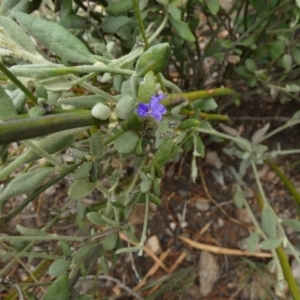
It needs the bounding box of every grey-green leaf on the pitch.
[140,178,152,193]
[90,132,103,161]
[261,206,277,238]
[233,185,245,208]
[0,16,46,63]
[102,16,131,34]
[102,233,118,250]
[16,224,46,236]
[282,218,300,232]
[44,273,69,300]
[87,212,106,226]
[13,12,95,63]
[114,131,139,154]
[0,85,16,120]
[58,95,107,108]
[48,259,71,277]
[68,178,96,200]
[260,237,283,250]
[245,232,259,253]
[0,167,53,202]
[74,161,93,180]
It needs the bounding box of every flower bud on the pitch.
[91,103,111,120]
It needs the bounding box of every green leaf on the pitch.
[136,43,171,76]
[167,6,181,20]
[291,110,300,120]
[0,167,53,202]
[149,193,161,205]
[74,161,93,180]
[195,135,205,157]
[115,95,136,120]
[239,36,255,47]
[292,46,300,65]
[0,16,45,63]
[244,58,257,72]
[140,178,152,193]
[282,218,300,231]
[169,17,195,42]
[197,98,218,112]
[44,273,69,300]
[68,178,96,200]
[60,241,72,256]
[245,232,259,253]
[0,85,16,120]
[233,185,245,208]
[268,40,285,61]
[261,206,277,238]
[102,233,118,250]
[72,244,100,264]
[260,237,283,250]
[282,54,292,71]
[137,71,156,103]
[102,15,131,33]
[152,138,175,167]
[114,131,139,154]
[14,12,95,63]
[0,0,20,15]
[16,225,46,236]
[58,95,107,108]
[87,212,107,226]
[90,132,103,161]
[105,0,133,15]
[48,259,71,277]
[204,0,220,15]
[60,15,89,30]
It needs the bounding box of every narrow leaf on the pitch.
[16,224,46,236]
[90,132,103,161]
[0,167,53,201]
[14,12,95,64]
[169,17,195,42]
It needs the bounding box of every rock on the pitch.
[199,251,219,296]
[145,235,162,255]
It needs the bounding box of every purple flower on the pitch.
[136,94,167,121]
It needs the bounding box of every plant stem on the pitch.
[0,110,99,144]
[0,62,38,104]
[132,0,149,49]
[265,159,300,206]
[276,246,300,299]
[162,87,238,107]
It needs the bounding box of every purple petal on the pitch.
[136,103,150,117]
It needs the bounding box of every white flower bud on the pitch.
[91,103,111,120]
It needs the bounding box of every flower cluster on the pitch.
[136,94,167,121]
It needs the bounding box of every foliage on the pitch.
[0,0,300,299]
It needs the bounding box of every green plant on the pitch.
[1,0,300,299]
